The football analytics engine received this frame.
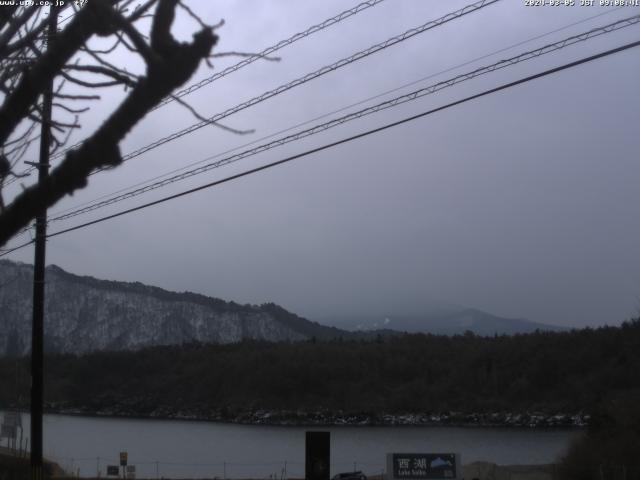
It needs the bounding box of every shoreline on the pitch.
[3,406,589,428]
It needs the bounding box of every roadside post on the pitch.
[1,411,20,450]
[0,424,16,448]
[120,452,128,479]
[306,431,330,480]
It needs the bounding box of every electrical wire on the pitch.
[0,239,35,257]
[45,5,628,220]
[2,37,635,258]
[43,14,640,226]
[5,0,388,183]
[49,0,500,165]
[153,0,388,110]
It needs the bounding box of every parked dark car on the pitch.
[333,471,367,480]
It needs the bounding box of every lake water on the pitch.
[4,412,579,478]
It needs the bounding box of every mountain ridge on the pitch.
[0,260,564,356]
[316,307,565,336]
[0,260,345,356]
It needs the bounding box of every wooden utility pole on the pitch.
[30,5,57,480]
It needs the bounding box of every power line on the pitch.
[0,230,33,255]
[8,0,388,182]
[45,5,628,220]
[2,5,76,188]
[154,0,388,110]
[43,14,640,226]
[57,9,77,26]
[0,37,632,257]
[49,0,500,166]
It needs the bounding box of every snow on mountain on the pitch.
[0,260,341,355]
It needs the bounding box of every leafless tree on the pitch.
[0,0,223,247]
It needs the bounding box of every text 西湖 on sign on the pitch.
[387,453,460,480]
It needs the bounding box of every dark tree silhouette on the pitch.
[0,0,221,247]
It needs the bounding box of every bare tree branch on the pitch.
[2,13,48,56]
[62,65,138,88]
[171,94,254,135]
[0,0,118,145]
[53,103,91,114]
[0,0,218,246]
[0,6,38,56]
[128,0,159,23]
[54,92,101,101]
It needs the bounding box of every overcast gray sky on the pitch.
[5,0,640,328]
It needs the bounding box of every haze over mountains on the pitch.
[319,307,565,337]
[0,260,562,356]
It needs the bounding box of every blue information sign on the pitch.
[391,454,457,479]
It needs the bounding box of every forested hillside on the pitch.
[0,260,348,355]
[1,320,638,425]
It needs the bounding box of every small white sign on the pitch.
[1,424,17,439]
[2,411,21,427]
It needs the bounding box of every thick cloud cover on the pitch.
[5,0,640,327]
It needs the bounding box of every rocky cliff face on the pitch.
[0,260,338,355]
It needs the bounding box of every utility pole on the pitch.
[30,5,56,480]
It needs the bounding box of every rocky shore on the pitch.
[35,401,589,428]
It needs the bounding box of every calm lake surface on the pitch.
[6,412,579,478]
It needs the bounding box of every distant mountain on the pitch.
[0,260,348,356]
[0,260,562,357]
[318,308,565,336]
